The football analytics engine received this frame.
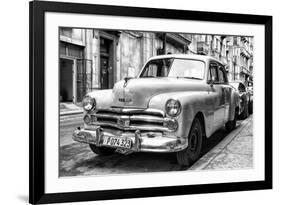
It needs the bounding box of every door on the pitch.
[209,63,225,129]
[100,56,109,89]
[218,65,231,123]
[60,58,74,102]
[100,36,114,89]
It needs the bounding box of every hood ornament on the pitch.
[119,85,133,103]
[123,77,133,88]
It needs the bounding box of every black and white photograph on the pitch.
[59,28,254,177]
[28,1,272,203]
[0,0,277,204]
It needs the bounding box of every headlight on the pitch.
[165,99,181,117]
[82,96,96,111]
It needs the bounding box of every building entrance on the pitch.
[100,37,114,89]
[60,58,74,102]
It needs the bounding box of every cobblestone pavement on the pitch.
[59,115,253,176]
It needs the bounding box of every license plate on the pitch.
[103,136,132,149]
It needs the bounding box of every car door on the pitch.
[218,65,231,124]
[208,62,225,130]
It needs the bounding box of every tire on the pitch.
[176,118,203,167]
[241,101,249,119]
[89,144,116,155]
[225,109,237,132]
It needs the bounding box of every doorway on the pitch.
[100,56,109,89]
[100,36,114,89]
[60,58,74,102]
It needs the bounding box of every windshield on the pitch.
[139,58,205,79]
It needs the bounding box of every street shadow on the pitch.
[201,120,242,156]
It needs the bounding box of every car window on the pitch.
[218,66,226,83]
[168,59,205,79]
[140,58,173,78]
[209,64,219,83]
[140,58,205,79]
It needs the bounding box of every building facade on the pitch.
[59,28,253,103]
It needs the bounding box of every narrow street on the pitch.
[59,114,253,176]
[59,113,83,146]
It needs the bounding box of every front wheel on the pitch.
[176,118,203,167]
[89,144,116,155]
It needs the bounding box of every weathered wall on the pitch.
[118,32,143,79]
[84,29,93,93]
[92,30,101,89]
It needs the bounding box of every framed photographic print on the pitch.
[29,0,272,204]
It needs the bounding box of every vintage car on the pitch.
[229,81,252,118]
[73,54,240,166]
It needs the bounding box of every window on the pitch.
[60,28,72,38]
[72,29,83,41]
[218,66,226,83]
[59,42,83,58]
[60,28,83,41]
[140,58,173,78]
[209,64,219,83]
[233,37,238,45]
[68,44,83,58]
[168,59,205,79]
[140,58,205,79]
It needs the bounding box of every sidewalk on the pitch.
[60,102,83,116]
[190,116,253,170]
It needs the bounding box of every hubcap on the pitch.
[189,128,198,152]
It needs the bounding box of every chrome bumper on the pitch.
[73,126,187,153]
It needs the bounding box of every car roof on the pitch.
[148,54,223,64]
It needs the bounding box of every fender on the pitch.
[87,89,113,110]
[228,89,239,120]
[148,90,216,139]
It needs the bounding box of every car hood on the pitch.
[111,78,205,108]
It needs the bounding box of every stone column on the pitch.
[84,29,93,93]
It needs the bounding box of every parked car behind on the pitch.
[246,85,253,114]
[73,54,240,166]
[229,81,252,118]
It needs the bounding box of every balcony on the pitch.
[240,47,251,59]
[240,66,252,77]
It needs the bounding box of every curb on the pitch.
[190,116,252,170]
[60,110,83,116]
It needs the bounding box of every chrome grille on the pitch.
[88,108,171,132]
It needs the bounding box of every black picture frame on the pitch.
[29,1,272,204]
